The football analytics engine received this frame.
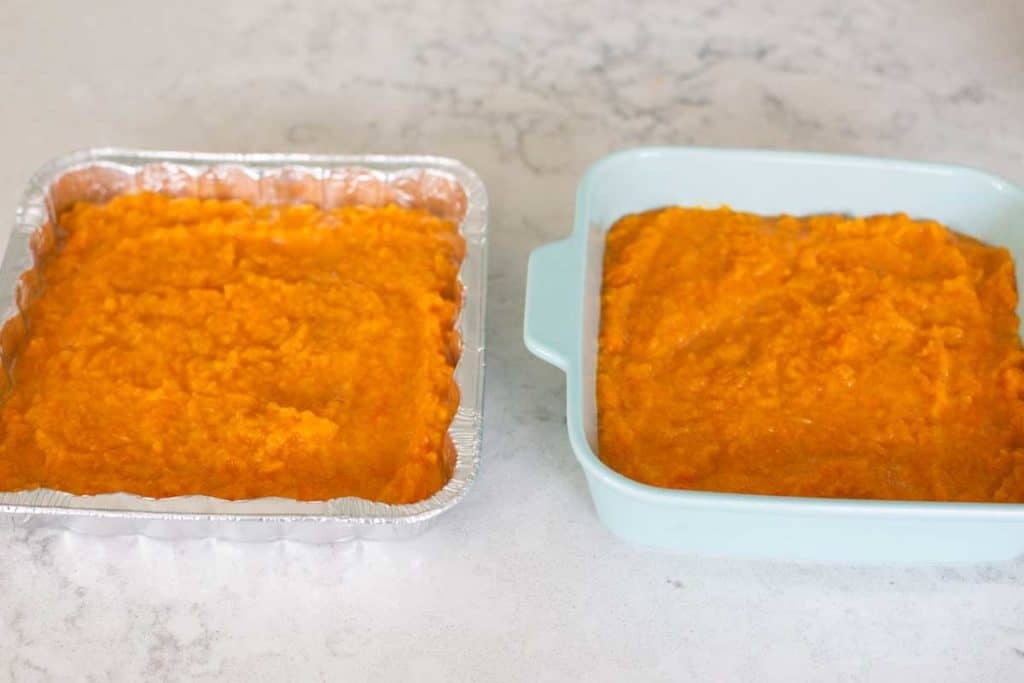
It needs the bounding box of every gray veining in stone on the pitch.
[1,0,1023,680]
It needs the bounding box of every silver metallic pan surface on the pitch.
[0,149,488,542]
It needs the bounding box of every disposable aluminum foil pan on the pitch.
[0,148,487,542]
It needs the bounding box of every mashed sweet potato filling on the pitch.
[0,193,464,503]
[598,207,1024,502]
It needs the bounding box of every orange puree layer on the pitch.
[0,193,464,503]
[598,207,1024,502]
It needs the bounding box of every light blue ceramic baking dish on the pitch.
[524,146,1024,562]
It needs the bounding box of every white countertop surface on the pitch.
[2,1,1024,680]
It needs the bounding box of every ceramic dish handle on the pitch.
[524,238,578,371]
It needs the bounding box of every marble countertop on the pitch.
[2,0,1024,680]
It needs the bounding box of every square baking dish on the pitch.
[0,148,487,542]
[525,146,1024,562]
